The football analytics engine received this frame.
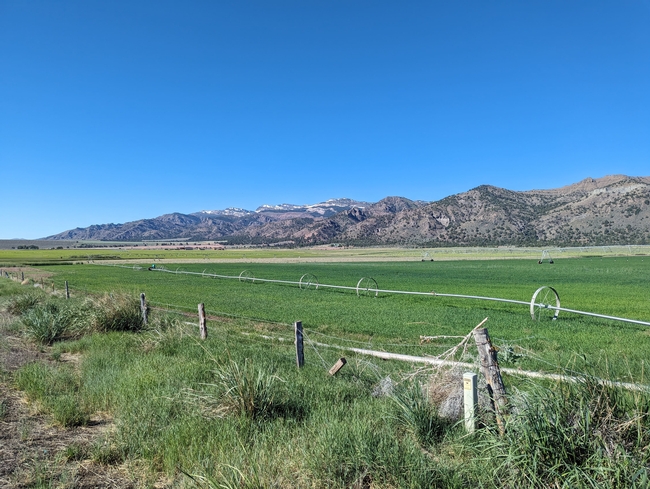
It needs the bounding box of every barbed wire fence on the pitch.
[94,262,650,327]
[5,264,648,395]
[76,262,650,391]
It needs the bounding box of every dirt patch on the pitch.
[1,267,54,284]
[0,384,136,488]
[0,317,141,488]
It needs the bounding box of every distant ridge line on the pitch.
[45,175,650,247]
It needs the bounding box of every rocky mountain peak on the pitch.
[45,175,650,247]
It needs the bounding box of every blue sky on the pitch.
[1,1,649,238]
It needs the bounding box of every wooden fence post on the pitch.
[198,303,207,340]
[65,281,70,299]
[21,271,24,281]
[295,321,304,368]
[329,357,346,376]
[140,293,148,326]
[463,372,478,433]
[473,327,508,435]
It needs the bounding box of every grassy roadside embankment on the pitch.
[2,257,650,487]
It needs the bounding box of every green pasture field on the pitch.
[33,256,650,382]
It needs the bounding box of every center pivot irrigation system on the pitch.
[102,264,650,327]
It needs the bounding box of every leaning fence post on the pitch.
[198,303,207,340]
[329,357,346,376]
[473,326,508,435]
[295,321,304,368]
[65,281,70,299]
[463,372,478,433]
[140,293,148,326]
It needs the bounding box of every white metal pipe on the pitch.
[101,263,650,327]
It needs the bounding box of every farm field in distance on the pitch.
[25,255,650,383]
[1,241,649,265]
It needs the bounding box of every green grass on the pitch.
[10,313,650,488]
[474,377,650,487]
[8,292,146,345]
[35,256,650,382]
[5,269,650,487]
[14,362,90,427]
[5,255,650,485]
[46,322,455,487]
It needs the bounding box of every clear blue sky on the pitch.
[1,1,649,238]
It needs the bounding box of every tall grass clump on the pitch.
[480,376,650,488]
[391,381,451,448]
[87,293,144,333]
[20,300,85,345]
[6,290,46,315]
[196,358,283,420]
[13,292,145,344]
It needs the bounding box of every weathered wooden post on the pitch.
[198,303,207,340]
[463,372,478,433]
[140,293,148,326]
[65,281,70,299]
[473,326,508,435]
[21,271,24,281]
[329,357,347,376]
[294,321,304,368]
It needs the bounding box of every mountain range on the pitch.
[46,175,650,247]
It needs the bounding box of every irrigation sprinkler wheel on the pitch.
[356,277,379,298]
[530,286,560,321]
[239,270,255,283]
[299,273,319,290]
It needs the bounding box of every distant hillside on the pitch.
[46,175,650,246]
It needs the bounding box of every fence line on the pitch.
[16,270,647,394]
[244,329,650,393]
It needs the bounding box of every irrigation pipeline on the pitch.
[97,263,650,327]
